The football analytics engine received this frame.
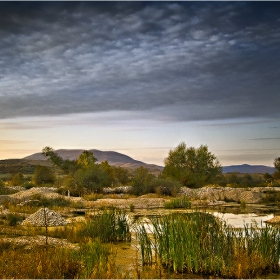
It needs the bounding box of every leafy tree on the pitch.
[0,179,5,188]
[113,166,130,186]
[273,157,280,180]
[33,166,55,186]
[42,147,78,174]
[263,172,273,182]
[162,142,222,188]
[130,166,155,195]
[11,172,24,186]
[274,157,280,172]
[148,177,182,196]
[77,150,97,167]
[100,161,115,187]
[65,164,110,196]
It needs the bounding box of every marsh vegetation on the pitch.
[1,146,280,278]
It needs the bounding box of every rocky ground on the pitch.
[1,185,280,225]
[1,185,280,209]
[2,235,78,249]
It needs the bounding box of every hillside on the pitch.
[1,150,275,175]
[23,149,163,173]
[0,159,52,175]
[222,164,275,174]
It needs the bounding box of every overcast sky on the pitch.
[0,1,279,166]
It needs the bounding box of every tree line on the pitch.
[1,143,280,196]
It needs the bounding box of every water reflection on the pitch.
[211,211,274,228]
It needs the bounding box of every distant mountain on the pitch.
[6,150,275,175]
[222,164,275,174]
[23,149,163,172]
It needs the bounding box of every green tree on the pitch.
[0,179,5,188]
[113,166,130,186]
[162,142,222,188]
[274,157,280,171]
[33,166,55,186]
[65,164,110,196]
[130,166,154,195]
[42,147,78,174]
[263,172,273,182]
[11,172,24,186]
[273,157,280,180]
[100,161,115,187]
[77,150,97,167]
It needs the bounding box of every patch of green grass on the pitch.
[164,197,191,209]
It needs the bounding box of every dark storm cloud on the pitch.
[1,2,280,121]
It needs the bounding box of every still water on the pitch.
[210,211,274,228]
[115,206,280,278]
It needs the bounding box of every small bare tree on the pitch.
[43,206,49,246]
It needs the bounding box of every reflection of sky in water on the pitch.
[212,212,274,228]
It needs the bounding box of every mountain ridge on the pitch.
[23,149,163,172]
[222,164,275,174]
[23,149,276,174]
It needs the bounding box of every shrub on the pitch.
[130,166,155,195]
[22,182,36,189]
[0,179,5,188]
[151,178,182,196]
[11,172,24,186]
[6,213,24,226]
[30,194,71,208]
[129,203,135,212]
[33,166,55,186]
[0,185,17,195]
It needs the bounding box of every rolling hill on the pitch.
[23,149,163,172]
[0,149,275,175]
[222,164,275,174]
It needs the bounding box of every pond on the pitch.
[114,205,280,278]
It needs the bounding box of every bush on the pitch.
[22,182,36,189]
[6,213,24,226]
[65,165,111,196]
[29,194,71,208]
[151,178,182,196]
[0,186,17,195]
[0,179,5,188]
[11,172,24,186]
[33,166,55,186]
[129,204,135,212]
[130,166,155,195]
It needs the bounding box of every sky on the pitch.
[0,1,280,167]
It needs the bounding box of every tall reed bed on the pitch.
[43,207,131,243]
[77,207,131,243]
[135,211,280,278]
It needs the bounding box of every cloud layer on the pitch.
[1,2,280,121]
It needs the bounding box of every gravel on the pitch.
[21,207,69,226]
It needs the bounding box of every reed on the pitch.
[77,207,131,243]
[163,196,191,209]
[135,211,280,278]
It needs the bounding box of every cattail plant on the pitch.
[135,210,280,278]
